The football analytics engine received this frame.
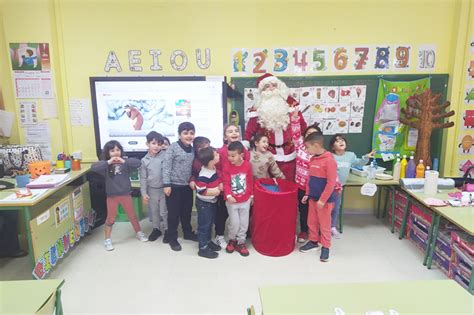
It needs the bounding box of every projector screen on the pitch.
[90,77,226,157]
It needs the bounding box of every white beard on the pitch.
[256,89,289,131]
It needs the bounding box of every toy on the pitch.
[465,88,474,104]
[28,161,51,179]
[400,89,455,167]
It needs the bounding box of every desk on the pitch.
[259,280,473,315]
[340,173,399,232]
[399,188,474,292]
[0,279,65,314]
[0,166,91,273]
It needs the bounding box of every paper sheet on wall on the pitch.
[19,101,38,126]
[25,122,52,160]
[41,99,57,119]
[13,72,54,99]
[0,110,14,137]
[69,98,92,126]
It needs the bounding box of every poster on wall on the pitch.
[468,60,474,80]
[9,43,50,71]
[9,43,53,99]
[72,187,84,221]
[25,122,52,160]
[465,86,474,105]
[393,45,412,70]
[372,78,430,158]
[54,199,69,227]
[461,110,474,130]
[459,159,474,176]
[458,134,474,155]
[18,101,38,126]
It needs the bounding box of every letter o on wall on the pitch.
[170,50,188,71]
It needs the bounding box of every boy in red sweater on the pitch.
[299,132,337,262]
[222,141,254,257]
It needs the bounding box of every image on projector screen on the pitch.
[106,99,175,137]
[175,99,191,118]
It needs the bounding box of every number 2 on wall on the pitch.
[253,50,268,74]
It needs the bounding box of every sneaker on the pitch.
[169,239,182,251]
[183,231,198,242]
[214,235,227,250]
[207,241,221,252]
[331,227,342,239]
[320,247,330,262]
[226,239,237,253]
[299,241,319,253]
[104,239,114,251]
[235,242,250,257]
[198,247,219,259]
[163,230,169,244]
[136,231,149,242]
[148,228,162,242]
[297,231,308,243]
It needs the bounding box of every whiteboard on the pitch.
[90,77,226,156]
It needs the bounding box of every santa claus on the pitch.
[245,73,307,180]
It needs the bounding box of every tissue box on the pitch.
[351,166,386,177]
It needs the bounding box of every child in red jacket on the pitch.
[299,132,337,262]
[222,141,253,257]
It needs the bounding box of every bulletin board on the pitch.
[231,74,449,163]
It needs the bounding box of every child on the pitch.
[330,134,374,238]
[213,124,250,249]
[189,136,211,188]
[162,137,170,150]
[91,140,148,251]
[250,134,285,179]
[195,146,223,259]
[294,123,322,243]
[163,122,197,251]
[223,141,253,257]
[299,132,337,262]
[140,131,168,242]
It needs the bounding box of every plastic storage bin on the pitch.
[251,178,298,257]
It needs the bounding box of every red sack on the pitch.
[251,178,298,257]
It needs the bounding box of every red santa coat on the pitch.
[244,111,307,163]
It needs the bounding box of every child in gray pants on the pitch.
[141,131,168,242]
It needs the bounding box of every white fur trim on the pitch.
[258,76,279,91]
[274,129,284,146]
[247,111,258,118]
[273,150,296,162]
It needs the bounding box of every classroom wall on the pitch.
[0,0,471,188]
[442,0,474,177]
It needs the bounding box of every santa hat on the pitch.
[256,73,276,90]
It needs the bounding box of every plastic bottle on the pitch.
[393,158,401,181]
[416,159,425,178]
[406,155,416,178]
[425,166,431,177]
[400,155,408,178]
[392,153,400,169]
[367,161,376,180]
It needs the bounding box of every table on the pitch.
[0,165,90,268]
[341,173,399,232]
[259,280,473,315]
[400,188,473,292]
[0,279,65,314]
